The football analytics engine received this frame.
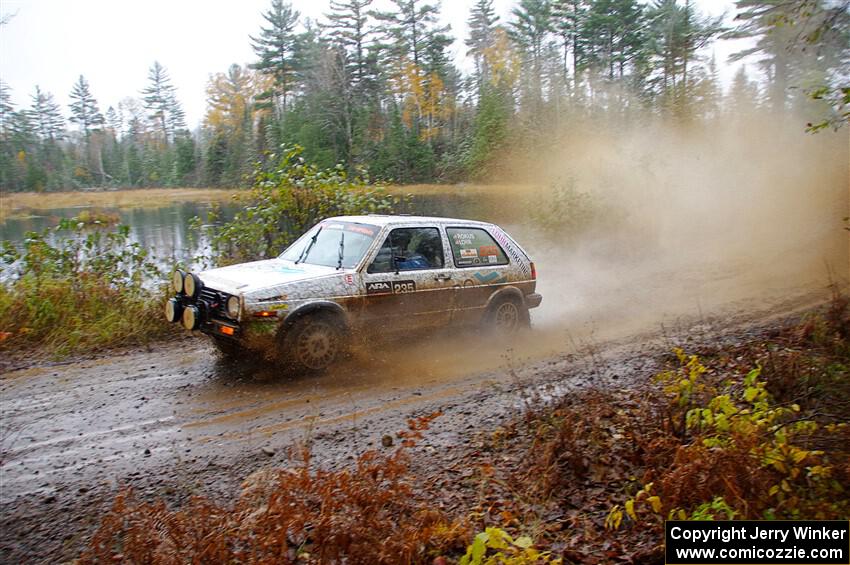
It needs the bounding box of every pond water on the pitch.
[1,201,242,274]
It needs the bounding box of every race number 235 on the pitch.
[392,281,416,294]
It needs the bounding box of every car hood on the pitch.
[197,259,336,295]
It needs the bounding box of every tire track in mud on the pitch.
[0,332,535,506]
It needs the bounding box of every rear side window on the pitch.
[447,227,509,268]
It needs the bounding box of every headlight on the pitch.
[172,270,185,294]
[226,296,240,319]
[165,297,183,323]
[182,304,200,330]
[184,273,202,299]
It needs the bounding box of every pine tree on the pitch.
[174,135,197,185]
[28,87,67,189]
[9,111,36,146]
[647,0,723,92]
[9,109,46,191]
[509,0,552,111]
[251,0,301,115]
[141,61,183,142]
[509,0,552,77]
[0,80,13,137]
[371,0,451,74]
[692,52,721,119]
[68,75,104,139]
[551,0,586,86]
[204,64,262,185]
[729,0,849,126]
[322,0,374,84]
[370,0,454,147]
[466,0,500,89]
[727,64,761,116]
[69,75,107,184]
[0,81,19,191]
[168,96,187,136]
[578,0,647,87]
[102,106,124,184]
[30,86,66,141]
[468,85,511,176]
[105,106,123,137]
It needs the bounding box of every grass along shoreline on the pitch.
[0,183,540,222]
[0,187,238,221]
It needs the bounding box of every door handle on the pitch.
[434,274,452,281]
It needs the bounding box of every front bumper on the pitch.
[208,318,240,338]
[167,289,241,339]
[525,292,542,309]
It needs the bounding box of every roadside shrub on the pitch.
[0,221,169,357]
[201,145,402,266]
[82,416,468,564]
[460,296,850,562]
[525,178,607,242]
[605,296,850,529]
[621,350,849,523]
[459,527,561,565]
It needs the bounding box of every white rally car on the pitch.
[165,215,541,371]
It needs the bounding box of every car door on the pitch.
[359,225,456,331]
[445,225,513,324]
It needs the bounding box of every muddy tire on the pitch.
[211,336,244,359]
[484,295,530,335]
[280,312,344,373]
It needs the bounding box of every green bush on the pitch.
[0,221,169,357]
[201,145,402,266]
[526,178,603,240]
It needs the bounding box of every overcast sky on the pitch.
[0,0,747,128]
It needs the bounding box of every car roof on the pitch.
[329,214,494,228]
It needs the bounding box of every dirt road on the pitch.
[0,281,829,564]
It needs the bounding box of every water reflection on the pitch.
[1,201,241,274]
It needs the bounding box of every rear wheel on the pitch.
[281,312,344,372]
[485,295,529,334]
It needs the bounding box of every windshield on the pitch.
[279,221,380,269]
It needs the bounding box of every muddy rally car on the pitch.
[165,215,541,371]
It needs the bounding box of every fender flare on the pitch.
[483,286,527,312]
[282,301,350,334]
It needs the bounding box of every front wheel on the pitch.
[280,313,344,372]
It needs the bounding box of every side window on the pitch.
[447,227,509,268]
[367,227,445,273]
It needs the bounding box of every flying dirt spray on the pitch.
[491,112,850,338]
[352,112,848,383]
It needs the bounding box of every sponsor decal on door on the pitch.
[366,280,417,295]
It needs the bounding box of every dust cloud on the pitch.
[342,114,849,381]
[499,113,849,340]
[328,115,848,385]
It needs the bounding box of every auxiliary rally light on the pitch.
[184,273,202,299]
[182,305,200,330]
[172,269,185,294]
[165,297,183,323]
